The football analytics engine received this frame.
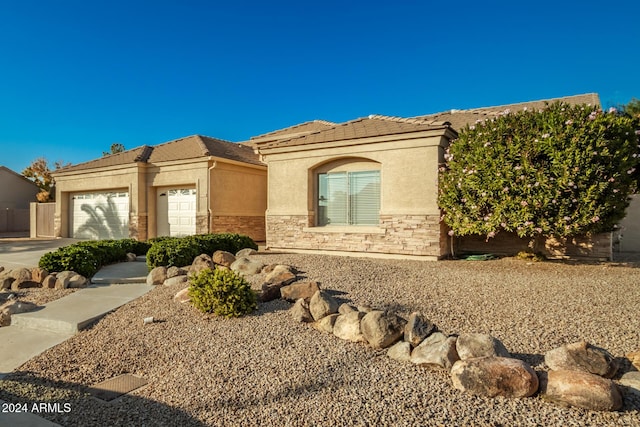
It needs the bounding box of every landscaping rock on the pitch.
[230,257,265,275]
[191,254,215,274]
[309,290,339,321]
[173,288,191,304]
[11,278,40,290]
[126,253,137,262]
[619,371,640,394]
[264,265,296,286]
[387,341,412,363]
[0,276,14,290]
[31,267,49,284]
[147,266,168,286]
[166,266,187,278]
[236,248,258,257]
[164,275,189,287]
[280,281,320,302]
[451,356,539,398]
[357,305,373,313]
[360,310,406,349]
[260,282,286,302]
[290,298,313,323]
[338,303,356,315]
[627,350,640,371]
[56,271,88,289]
[261,264,277,274]
[541,369,622,411]
[456,333,511,360]
[213,250,236,267]
[404,312,435,347]
[410,332,460,370]
[333,311,366,343]
[545,341,618,378]
[42,274,57,289]
[313,313,339,333]
[9,268,32,282]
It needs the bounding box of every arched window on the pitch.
[315,159,380,226]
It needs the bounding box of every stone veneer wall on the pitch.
[196,214,209,235]
[211,215,266,242]
[266,214,445,257]
[129,214,147,241]
[456,232,612,261]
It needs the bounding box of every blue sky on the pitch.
[1,0,639,174]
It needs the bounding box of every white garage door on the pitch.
[71,191,129,240]
[158,188,196,237]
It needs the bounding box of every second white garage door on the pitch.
[157,188,197,237]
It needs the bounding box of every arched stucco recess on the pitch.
[307,157,382,213]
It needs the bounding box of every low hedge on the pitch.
[146,233,258,269]
[39,238,152,277]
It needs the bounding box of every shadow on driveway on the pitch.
[0,238,81,270]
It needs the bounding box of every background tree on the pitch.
[103,143,125,156]
[22,158,69,202]
[438,102,639,251]
[622,97,640,119]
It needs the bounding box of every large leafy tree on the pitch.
[22,158,68,202]
[438,102,639,248]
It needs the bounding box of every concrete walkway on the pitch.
[0,259,152,427]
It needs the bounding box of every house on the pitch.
[252,93,628,260]
[0,166,40,233]
[251,115,457,259]
[52,135,267,242]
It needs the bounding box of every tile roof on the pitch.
[244,120,337,147]
[415,93,601,131]
[257,115,455,151]
[55,135,263,173]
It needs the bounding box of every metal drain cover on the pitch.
[87,374,148,402]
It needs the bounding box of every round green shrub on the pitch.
[39,246,100,277]
[188,268,257,318]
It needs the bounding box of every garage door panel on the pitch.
[163,188,196,237]
[71,192,129,240]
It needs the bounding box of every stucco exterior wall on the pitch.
[262,131,452,258]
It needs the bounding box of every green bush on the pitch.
[38,238,151,277]
[39,245,100,277]
[146,233,257,269]
[188,268,257,317]
[439,102,639,244]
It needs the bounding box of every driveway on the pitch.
[0,237,80,270]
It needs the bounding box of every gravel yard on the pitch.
[1,253,639,426]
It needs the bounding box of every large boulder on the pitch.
[191,254,215,275]
[260,282,285,302]
[360,310,407,349]
[147,266,168,286]
[9,268,32,281]
[541,369,622,411]
[166,266,188,279]
[0,276,14,290]
[11,278,40,290]
[31,267,49,284]
[619,371,640,395]
[410,332,460,370]
[55,271,88,289]
[309,290,339,321]
[451,356,539,398]
[545,341,618,378]
[387,341,412,363]
[313,313,339,333]
[264,265,296,286]
[212,250,236,268]
[290,298,313,323]
[333,311,366,343]
[230,257,265,276]
[404,312,435,348]
[42,274,57,289]
[280,281,320,302]
[173,288,191,304]
[456,333,511,360]
[9,268,39,290]
[164,275,189,287]
[236,248,258,257]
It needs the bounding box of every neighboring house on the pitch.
[0,166,40,233]
[52,135,267,242]
[251,115,457,260]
